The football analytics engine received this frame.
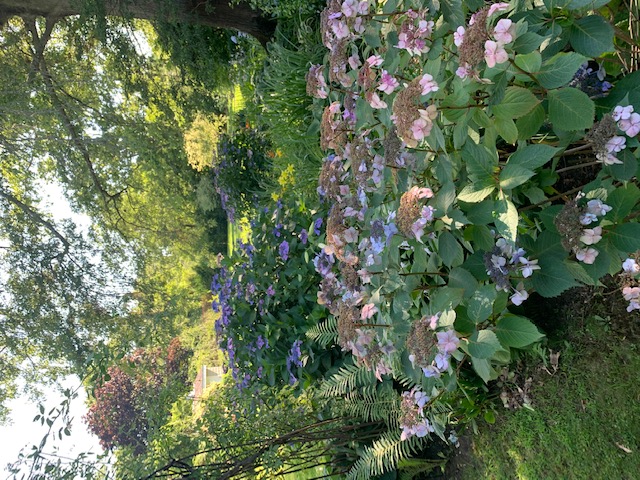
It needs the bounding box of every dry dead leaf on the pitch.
[615,443,632,454]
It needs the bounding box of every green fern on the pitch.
[319,361,377,397]
[343,383,401,428]
[305,316,338,347]
[398,458,445,480]
[346,430,428,480]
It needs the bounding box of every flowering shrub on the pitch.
[308,0,640,447]
[212,192,339,389]
[213,123,272,221]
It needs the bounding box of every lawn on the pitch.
[452,286,640,479]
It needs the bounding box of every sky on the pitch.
[0,183,105,475]
[0,377,105,474]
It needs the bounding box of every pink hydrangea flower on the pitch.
[454,26,465,47]
[576,247,599,264]
[493,18,515,44]
[618,112,640,137]
[488,2,511,16]
[580,226,602,245]
[377,70,399,94]
[484,40,509,68]
[419,73,439,95]
[361,303,378,320]
[367,91,387,109]
[606,135,626,153]
[613,105,634,121]
[366,54,384,67]
[456,63,472,79]
[436,329,459,354]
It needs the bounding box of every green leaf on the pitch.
[448,267,479,299]
[567,0,611,9]
[440,0,465,27]
[463,199,496,225]
[537,52,589,89]
[467,329,501,359]
[514,51,542,73]
[581,246,611,283]
[428,287,465,313]
[513,32,545,54]
[495,314,544,348]
[467,224,496,251]
[543,0,572,9]
[437,182,457,214]
[467,285,498,323]
[494,115,518,144]
[599,70,640,110]
[530,258,579,297]
[471,356,495,383]
[604,183,640,223]
[462,141,497,182]
[500,164,536,190]
[494,194,519,243]
[508,144,559,170]
[547,88,595,131]
[439,231,464,267]
[516,104,545,139]
[458,182,496,203]
[607,223,640,253]
[569,15,615,58]
[607,148,639,181]
[493,86,541,120]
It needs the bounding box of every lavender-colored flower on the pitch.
[313,251,335,277]
[266,284,275,296]
[279,240,290,261]
[436,330,459,354]
[286,339,304,384]
[622,258,640,273]
[299,229,308,245]
[314,217,323,235]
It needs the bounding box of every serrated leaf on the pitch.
[607,223,640,253]
[513,32,545,54]
[569,15,614,58]
[537,52,589,89]
[439,231,464,267]
[500,164,536,189]
[448,267,479,299]
[605,183,640,223]
[495,314,544,348]
[567,0,611,9]
[467,329,501,359]
[471,356,494,383]
[495,115,518,144]
[548,88,595,131]
[509,144,559,170]
[516,104,545,139]
[462,141,497,182]
[458,183,496,203]
[515,51,542,73]
[530,258,579,297]
[467,285,498,323]
[494,194,519,243]
[493,86,541,119]
[607,148,639,181]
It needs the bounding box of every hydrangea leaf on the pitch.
[495,314,544,348]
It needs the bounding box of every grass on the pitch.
[455,288,640,479]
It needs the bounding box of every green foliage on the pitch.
[255,20,326,194]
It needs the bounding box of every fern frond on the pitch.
[346,431,427,480]
[305,316,338,347]
[319,361,377,397]
[343,383,401,427]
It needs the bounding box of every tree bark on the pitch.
[0,0,275,46]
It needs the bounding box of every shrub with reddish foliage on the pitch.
[84,338,192,454]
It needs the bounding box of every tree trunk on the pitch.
[0,0,276,46]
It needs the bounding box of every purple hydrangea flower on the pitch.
[313,217,323,235]
[279,240,290,261]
